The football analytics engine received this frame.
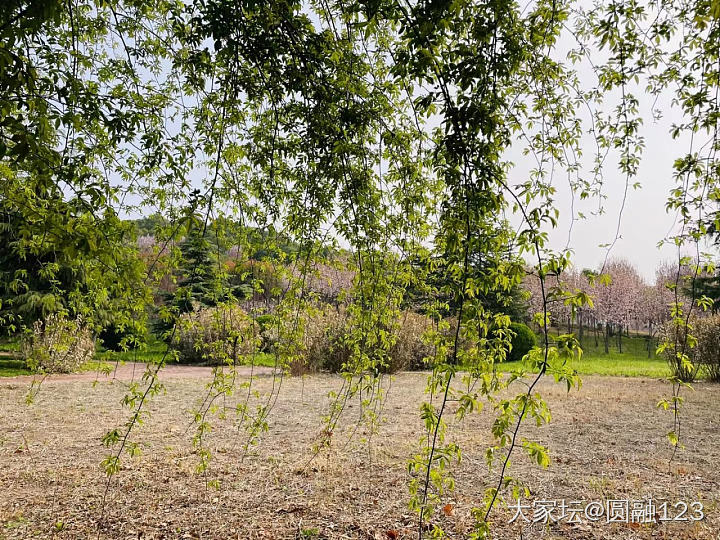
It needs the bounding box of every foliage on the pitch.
[171,304,260,365]
[387,311,435,372]
[408,223,528,321]
[174,222,225,311]
[659,319,700,382]
[507,323,536,363]
[688,315,720,382]
[154,219,226,339]
[21,314,95,374]
[292,304,434,374]
[226,259,283,303]
[99,320,149,352]
[0,167,149,336]
[297,304,351,374]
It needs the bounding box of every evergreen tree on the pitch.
[176,225,223,310]
[154,221,225,339]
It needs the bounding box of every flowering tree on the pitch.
[523,259,672,354]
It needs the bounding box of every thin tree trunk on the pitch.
[604,322,609,354]
[578,310,584,348]
[594,318,599,348]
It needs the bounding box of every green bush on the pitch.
[508,322,536,363]
[692,316,720,382]
[22,314,95,373]
[172,304,260,364]
[99,321,148,352]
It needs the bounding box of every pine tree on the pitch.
[176,226,223,311]
[153,223,225,340]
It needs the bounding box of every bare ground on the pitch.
[0,368,718,540]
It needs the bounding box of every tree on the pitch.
[153,218,225,339]
[409,222,528,322]
[176,224,224,311]
[0,165,148,335]
[3,0,719,537]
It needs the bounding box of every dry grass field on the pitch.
[0,367,718,539]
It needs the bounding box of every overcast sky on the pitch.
[121,7,716,284]
[505,26,716,284]
[507,112,687,283]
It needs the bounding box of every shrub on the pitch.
[508,322,536,363]
[300,304,350,373]
[22,314,95,373]
[255,313,280,353]
[387,311,434,372]
[295,305,434,374]
[99,321,148,352]
[441,316,480,357]
[659,319,701,382]
[172,304,260,364]
[692,315,720,382]
[227,260,284,301]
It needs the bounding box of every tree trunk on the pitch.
[578,311,584,347]
[594,318,599,347]
[604,322,609,354]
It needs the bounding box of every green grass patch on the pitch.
[498,355,671,378]
[0,358,32,377]
[0,337,27,376]
[95,336,168,364]
[0,340,20,353]
[495,331,671,378]
[237,352,278,368]
[96,336,279,368]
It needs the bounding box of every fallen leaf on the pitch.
[442,503,454,516]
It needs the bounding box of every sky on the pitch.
[504,27,717,283]
[116,4,717,284]
[506,110,686,283]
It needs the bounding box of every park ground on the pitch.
[0,332,693,380]
[0,366,718,539]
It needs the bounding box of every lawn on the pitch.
[0,336,279,377]
[497,331,675,378]
[0,359,31,377]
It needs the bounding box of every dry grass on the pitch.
[0,368,718,539]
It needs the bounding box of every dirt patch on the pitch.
[0,372,718,539]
